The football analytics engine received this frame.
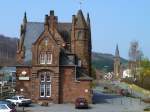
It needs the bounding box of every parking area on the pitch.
[16,91,148,112]
[16,102,147,112]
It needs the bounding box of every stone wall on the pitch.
[16,67,31,98]
[60,67,92,103]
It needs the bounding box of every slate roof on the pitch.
[59,49,76,65]
[24,22,44,65]
[58,23,72,42]
[76,10,87,28]
[22,22,72,65]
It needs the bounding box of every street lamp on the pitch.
[21,71,27,76]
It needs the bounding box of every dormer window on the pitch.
[39,51,52,64]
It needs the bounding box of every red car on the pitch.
[75,97,88,109]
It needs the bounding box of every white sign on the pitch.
[19,77,29,80]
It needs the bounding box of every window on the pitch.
[45,38,48,46]
[77,31,83,40]
[39,52,52,64]
[0,105,8,109]
[40,72,51,97]
[78,60,81,67]
[40,52,46,64]
[40,73,45,82]
[40,83,45,97]
[47,52,52,64]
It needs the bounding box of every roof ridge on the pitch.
[58,22,72,24]
[27,21,44,24]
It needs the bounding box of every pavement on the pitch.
[16,89,149,112]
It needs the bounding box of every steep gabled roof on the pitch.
[58,22,72,42]
[22,22,72,65]
[75,10,87,28]
[23,22,44,65]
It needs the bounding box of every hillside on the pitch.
[0,35,127,70]
[0,35,18,66]
[92,52,128,72]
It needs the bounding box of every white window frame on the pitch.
[40,72,51,98]
[78,60,82,67]
[46,83,51,97]
[40,83,45,97]
[47,53,52,64]
[40,53,46,64]
[40,52,52,65]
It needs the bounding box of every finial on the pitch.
[23,12,27,23]
[78,0,84,9]
[87,13,90,27]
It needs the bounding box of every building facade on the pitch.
[16,10,92,104]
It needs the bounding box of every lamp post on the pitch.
[0,72,4,100]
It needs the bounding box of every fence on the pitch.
[0,83,15,99]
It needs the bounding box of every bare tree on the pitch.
[0,35,18,66]
[129,41,142,61]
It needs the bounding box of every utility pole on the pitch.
[0,72,3,99]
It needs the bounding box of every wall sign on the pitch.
[19,76,29,80]
[19,70,29,80]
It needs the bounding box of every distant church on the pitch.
[16,10,92,103]
[114,45,122,79]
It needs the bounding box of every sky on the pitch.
[0,0,150,59]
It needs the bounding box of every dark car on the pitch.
[0,100,16,112]
[120,89,130,96]
[75,97,88,109]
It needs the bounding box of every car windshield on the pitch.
[7,104,14,109]
[12,96,18,100]
[19,96,25,99]
[0,104,8,109]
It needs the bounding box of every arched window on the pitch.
[77,31,84,40]
[77,31,82,40]
[40,71,51,97]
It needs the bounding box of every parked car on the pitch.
[75,97,88,109]
[119,89,130,96]
[0,100,16,112]
[6,95,32,106]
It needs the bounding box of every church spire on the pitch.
[115,44,120,57]
[76,9,87,28]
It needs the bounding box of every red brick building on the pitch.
[16,10,92,103]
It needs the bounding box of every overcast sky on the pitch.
[0,0,150,59]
